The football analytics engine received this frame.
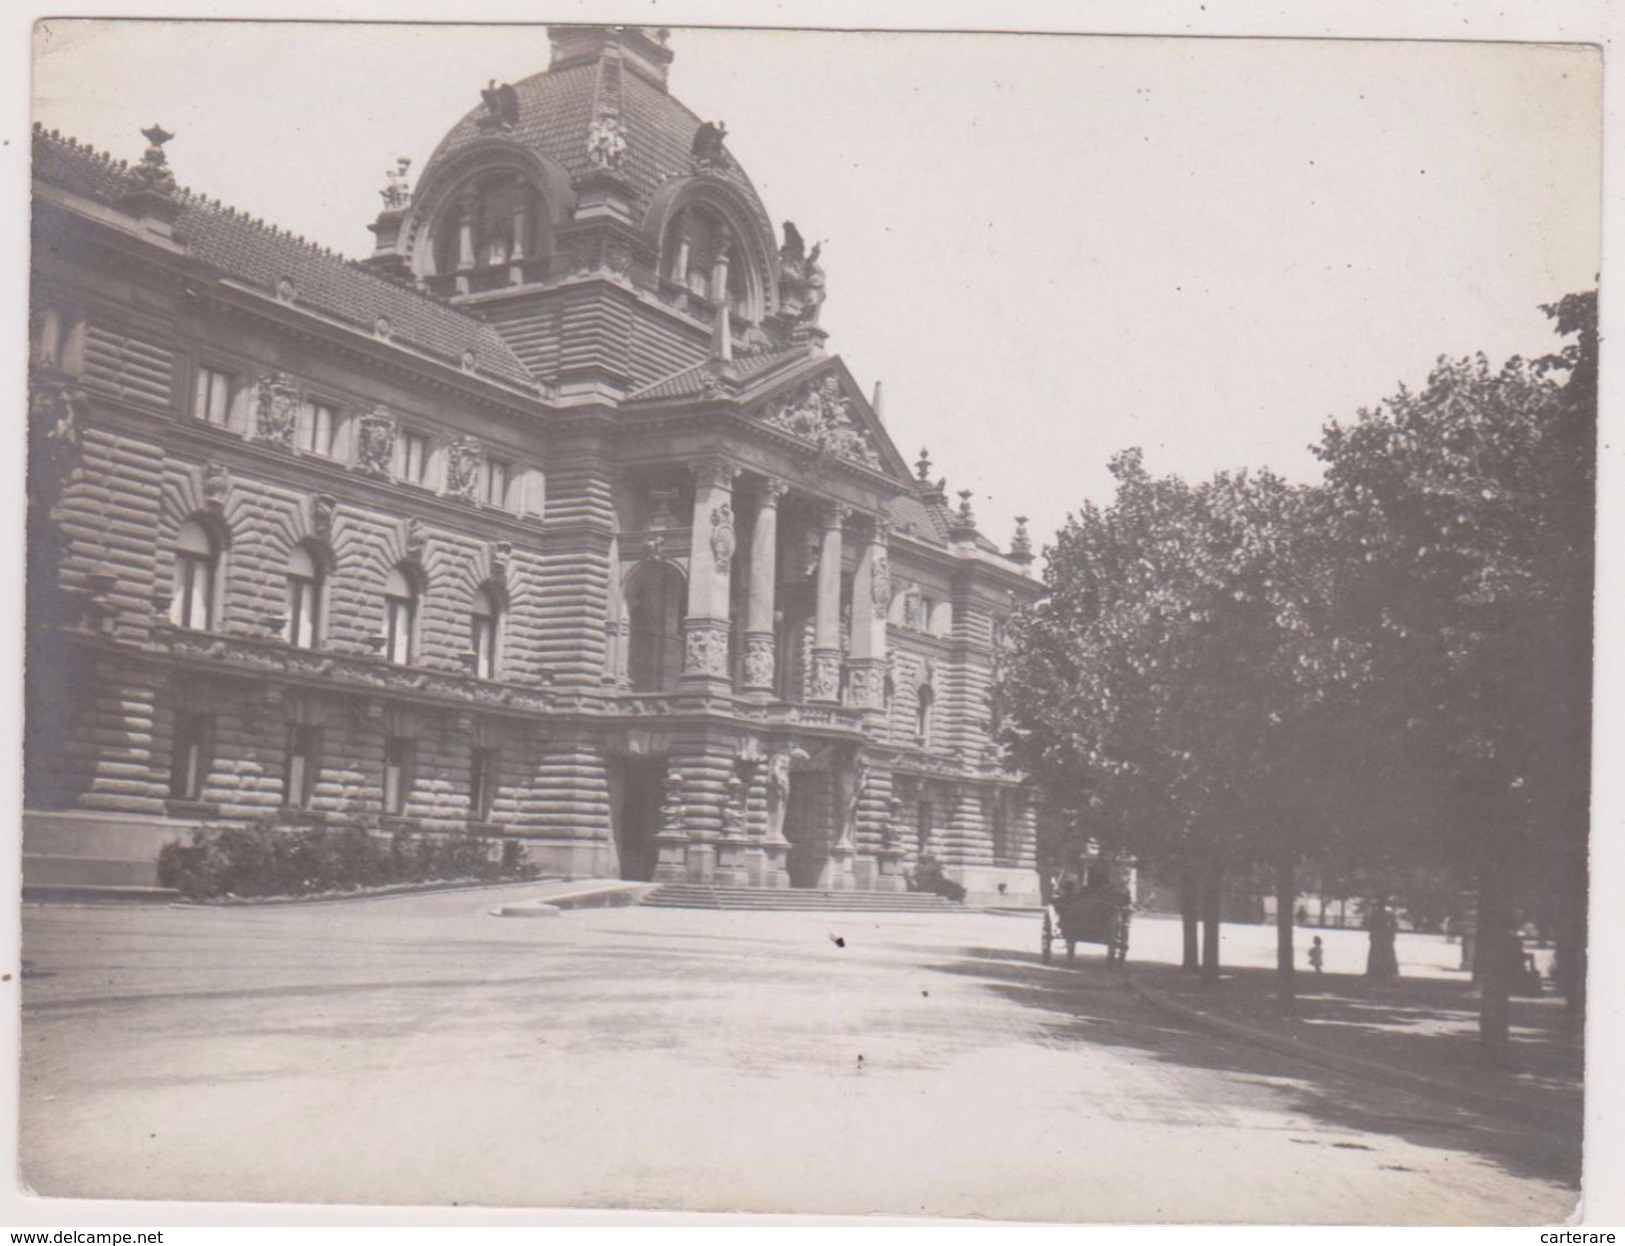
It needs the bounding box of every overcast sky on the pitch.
[31,21,1601,554]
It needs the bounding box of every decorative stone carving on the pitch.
[445,439,481,501]
[808,650,842,703]
[404,517,426,563]
[380,156,412,211]
[684,623,729,677]
[312,494,336,544]
[721,773,747,838]
[642,533,667,561]
[840,754,868,848]
[587,114,628,170]
[27,368,86,480]
[203,461,230,513]
[758,374,881,471]
[659,769,688,838]
[491,540,512,587]
[764,751,793,845]
[901,583,925,630]
[846,663,885,709]
[871,545,892,610]
[742,633,775,689]
[355,406,396,477]
[709,502,736,574]
[254,371,300,448]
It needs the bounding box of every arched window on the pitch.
[916,684,936,746]
[470,584,502,680]
[663,204,753,318]
[170,518,219,631]
[431,173,545,276]
[382,564,419,665]
[285,543,324,650]
[626,563,686,693]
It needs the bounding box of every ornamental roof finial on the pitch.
[130,123,177,195]
[1010,516,1034,566]
[915,447,932,482]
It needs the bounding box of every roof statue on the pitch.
[780,221,806,269]
[130,123,177,195]
[691,120,730,171]
[479,80,520,130]
[380,156,412,211]
[586,113,628,171]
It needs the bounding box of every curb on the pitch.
[162,876,562,910]
[493,881,654,916]
[1126,973,1583,1134]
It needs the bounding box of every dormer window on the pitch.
[429,172,548,289]
[662,203,752,318]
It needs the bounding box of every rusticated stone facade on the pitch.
[26,25,1042,904]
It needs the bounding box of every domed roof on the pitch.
[416,26,773,240]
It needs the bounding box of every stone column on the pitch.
[808,502,848,704]
[742,479,785,697]
[681,457,737,693]
[711,224,733,359]
[456,187,478,269]
[847,516,891,712]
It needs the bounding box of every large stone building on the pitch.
[25,25,1042,904]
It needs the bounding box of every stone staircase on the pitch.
[639,884,965,913]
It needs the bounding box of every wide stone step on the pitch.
[639,885,964,912]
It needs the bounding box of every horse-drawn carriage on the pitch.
[1041,874,1132,966]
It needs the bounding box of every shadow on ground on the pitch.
[929,944,1582,1191]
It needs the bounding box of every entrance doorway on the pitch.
[785,769,835,888]
[612,756,665,882]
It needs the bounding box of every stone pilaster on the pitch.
[847,516,891,712]
[742,477,785,696]
[682,456,737,692]
[809,501,848,704]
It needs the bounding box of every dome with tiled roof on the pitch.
[379,26,782,324]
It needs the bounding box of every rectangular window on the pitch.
[193,365,234,427]
[385,596,414,665]
[288,574,320,649]
[172,553,214,630]
[397,431,428,484]
[283,725,319,808]
[471,612,496,680]
[470,748,499,822]
[482,457,510,507]
[383,736,413,815]
[169,712,212,801]
[303,401,336,456]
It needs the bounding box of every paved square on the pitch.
[20,892,1578,1222]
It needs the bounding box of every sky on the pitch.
[30,22,1601,557]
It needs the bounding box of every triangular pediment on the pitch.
[738,356,914,484]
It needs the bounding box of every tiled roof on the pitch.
[32,127,537,392]
[422,59,772,237]
[625,345,810,402]
[888,492,952,546]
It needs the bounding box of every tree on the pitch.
[1312,298,1594,1061]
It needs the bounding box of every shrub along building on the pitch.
[26,25,1042,904]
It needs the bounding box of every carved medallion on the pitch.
[254,372,300,449]
[587,114,628,171]
[742,634,775,688]
[710,502,736,574]
[445,439,481,502]
[684,624,729,677]
[871,546,892,610]
[355,406,397,477]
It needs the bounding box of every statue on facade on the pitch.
[840,754,869,847]
[798,242,826,325]
[587,114,628,171]
[779,221,806,277]
[253,372,300,448]
[765,750,794,842]
[445,440,482,501]
[380,156,412,211]
[355,406,397,477]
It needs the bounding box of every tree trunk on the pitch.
[1180,858,1200,973]
[1275,853,1296,1012]
[1477,845,1512,1069]
[1554,836,1587,1019]
[1200,863,1222,983]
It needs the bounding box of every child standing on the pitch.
[1308,936,1325,974]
